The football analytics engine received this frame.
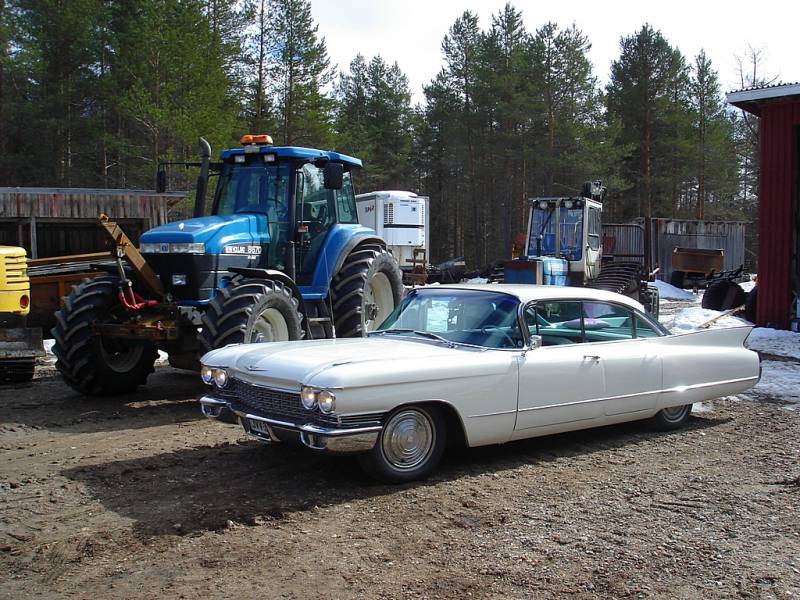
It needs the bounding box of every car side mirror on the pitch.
[323,162,343,190]
[528,334,542,350]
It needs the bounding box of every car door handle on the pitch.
[583,355,601,361]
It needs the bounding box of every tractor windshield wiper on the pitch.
[371,329,455,346]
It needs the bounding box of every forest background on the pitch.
[0,0,772,267]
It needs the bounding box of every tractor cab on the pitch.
[510,181,605,286]
[140,135,367,301]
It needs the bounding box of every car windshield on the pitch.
[373,288,525,349]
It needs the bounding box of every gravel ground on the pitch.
[1,359,799,599]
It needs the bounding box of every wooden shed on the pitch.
[0,188,186,259]
[727,83,800,330]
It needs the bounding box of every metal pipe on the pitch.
[193,137,212,218]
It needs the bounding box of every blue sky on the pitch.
[311,0,797,104]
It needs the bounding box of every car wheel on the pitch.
[649,404,692,431]
[358,405,446,483]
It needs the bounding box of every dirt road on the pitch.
[2,364,799,599]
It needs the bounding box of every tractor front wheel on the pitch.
[331,244,404,337]
[52,276,158,396]
[198,277,303,352]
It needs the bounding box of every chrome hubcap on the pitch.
[661,404,689,422]
[364,272,394,331]
[382,409,434,470]
[251,308,289,342]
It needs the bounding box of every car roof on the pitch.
[421,283,646,311]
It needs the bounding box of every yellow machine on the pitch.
[0,246,43,382]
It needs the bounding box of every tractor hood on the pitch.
[139,214,270,253]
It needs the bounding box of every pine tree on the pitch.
[606,24,689,219]
[265,0,334,147]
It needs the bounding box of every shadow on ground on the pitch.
[61,413,728,537]
[0,367,207,433]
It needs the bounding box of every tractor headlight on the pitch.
[171,243,205,254]
[317,390,336,414]
[200,365,214,385]
[300,386,317,410]
[213,368,229,388]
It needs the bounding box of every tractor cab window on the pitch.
[215,163,290,217]
[336,173,358,224]
[559,206,583,261]
[588,206,601,251]
[527,202,583,261]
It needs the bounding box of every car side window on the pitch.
[534,301,584,346]
[634,314,662,338]
[581,302,634,342]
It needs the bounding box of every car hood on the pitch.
[201,336,504,390]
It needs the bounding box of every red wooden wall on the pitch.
[757,101,800,328]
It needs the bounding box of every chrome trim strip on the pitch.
[518,395,607,412]
[660,375,759,393]
[518,375,760,413]
[468,409,517,419]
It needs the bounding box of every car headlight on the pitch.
[213,368,229,388]
[300,386,317,410]
[317,390,336,414]
[200,365,214,385]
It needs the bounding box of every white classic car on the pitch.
[199,284,760,482]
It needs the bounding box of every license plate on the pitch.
[246,418,270,436]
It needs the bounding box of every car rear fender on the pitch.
[658,326,759,408]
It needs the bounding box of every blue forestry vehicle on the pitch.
[52,135,404,396]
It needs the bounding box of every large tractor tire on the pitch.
[198,277,303,352]
[52,276,158,396]
[701,280,746,311]
[331,244,404,338]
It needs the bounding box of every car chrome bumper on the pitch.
[199,395,381,454]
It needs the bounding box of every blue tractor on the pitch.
[52,135,404,395]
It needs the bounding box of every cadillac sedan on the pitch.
[199,284,760,482]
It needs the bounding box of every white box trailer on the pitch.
[356,191,429,269]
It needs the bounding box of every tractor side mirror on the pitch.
[156,169,167,193]
[323,162,344,190]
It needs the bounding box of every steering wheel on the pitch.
[480,326,518,348]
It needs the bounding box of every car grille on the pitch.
[221,379,383,430]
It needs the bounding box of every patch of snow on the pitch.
[156,350,169,365]
[669,306,750,333]
[745,328,800,360]
[739,360,800,411]
[44,338,55,354]
[692,401,714,413]
[653,279,697,301]
[463,277,489,284]
[739,280,756,293]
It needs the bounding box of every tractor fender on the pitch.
[226,267,306,317]
[331,234,387,277]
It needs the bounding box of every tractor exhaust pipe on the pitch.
[194,137,212,218]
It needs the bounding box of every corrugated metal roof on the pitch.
[727,82,800,115]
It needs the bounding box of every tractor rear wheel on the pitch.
[198,277,303,352]
[701,280,746,311]
[52,276,158,396]
[331,244,404,337]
